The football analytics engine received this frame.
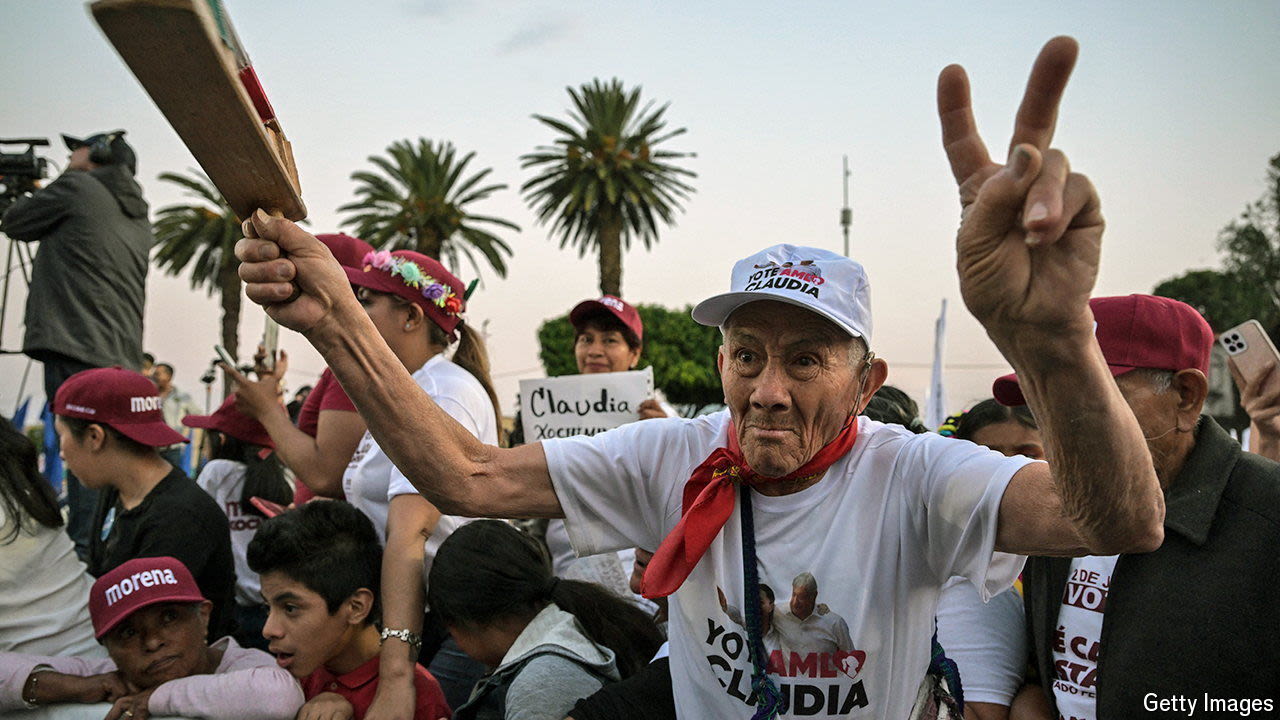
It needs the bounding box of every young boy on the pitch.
[248,501,451,719]
[53,367,237,641]
[0,556,303,719]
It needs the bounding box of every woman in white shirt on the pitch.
[0,422,103,658]
[340,249,502,714]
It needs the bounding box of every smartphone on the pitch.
[214,344,237,369]
[261,318,279,372]
[1218,320,1280,384]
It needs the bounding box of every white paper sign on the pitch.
[519,367,654,441]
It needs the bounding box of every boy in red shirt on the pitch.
[247,501,451,719]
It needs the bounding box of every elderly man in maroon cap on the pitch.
[1000,295,1280,720]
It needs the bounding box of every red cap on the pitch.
[89,557,206,639]
[182,394,274,449]
[993,295,1213,406]
[54,367,188,447]
[316,233,375,270]
[345,250,466,342]
[570,296,643,343]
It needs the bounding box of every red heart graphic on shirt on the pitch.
[836,650,866,678]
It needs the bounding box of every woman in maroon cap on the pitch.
[533,296,674,613]
[337,249,502,714]
[183,396,291,653]
[228,233,373,506]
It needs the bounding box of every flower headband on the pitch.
[362,251,464,316]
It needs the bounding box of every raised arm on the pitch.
[939,37,1163,556]
[234,214,561,518]
[223,359,365,498]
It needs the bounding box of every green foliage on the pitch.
[151,170,244,362]
[340,138,519,281]
[521,78,696,295]
[1152,269,1275,333]
[152,170,241,294]
[1154,152,1280,337]
[536,304,723,408]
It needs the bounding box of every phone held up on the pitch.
[1218,319,1280,385]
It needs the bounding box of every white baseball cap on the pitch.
[691,244,872,342]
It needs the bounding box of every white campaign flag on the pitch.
[924,298,948,431]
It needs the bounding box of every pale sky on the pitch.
[2,0,1278,420]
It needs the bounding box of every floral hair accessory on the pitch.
[361,251,465,317]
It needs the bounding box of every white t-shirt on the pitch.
[196,459,267,606]
[934,576,1027,706]
[1051,554,1117,720]
[544,398,675,614]
[544,411,1029,720]
[0,507,104,657]
[348,354,498,586]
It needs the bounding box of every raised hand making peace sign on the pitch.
[938,36,1102,342]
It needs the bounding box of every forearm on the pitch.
[307,304,556,516]
[995,324,1163,553]
[379,501,430,677]
[150,666,304,720]
[0,655,115,709]
[258,405,343,497]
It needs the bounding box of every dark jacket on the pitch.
[1024,417,1280,716]
[1,164,150,369]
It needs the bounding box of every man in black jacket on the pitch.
[1,130,152,559]
[995,295,1280,719]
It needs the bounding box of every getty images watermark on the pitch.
[1144,694,1274,716]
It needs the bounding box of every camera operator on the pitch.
[1,130,152,561]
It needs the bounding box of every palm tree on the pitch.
[152,170,244,364]
[339,139,519,280]
[521,78,696,296]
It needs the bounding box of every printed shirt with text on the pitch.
[544,412,1029,719]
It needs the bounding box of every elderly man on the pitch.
[236,38,1164,719]
[998,295,1280,719]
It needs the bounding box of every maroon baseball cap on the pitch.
[345,249,466,341]
[182,394,274,449]
[54,367,188,446]
[89,557,206,639]
[316,233,375,270]
[993,294,1213,406]
[570,296,644,343]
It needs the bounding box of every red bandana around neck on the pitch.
[640,416,860,599]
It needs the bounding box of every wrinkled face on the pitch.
[719,302,865,478]
[103,602,211,689]
[574,323,640,374]
[970,420,1045,460]
[259,572,355,678]
[790,587,816,620]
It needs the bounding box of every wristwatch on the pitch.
[379,627,423,654]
